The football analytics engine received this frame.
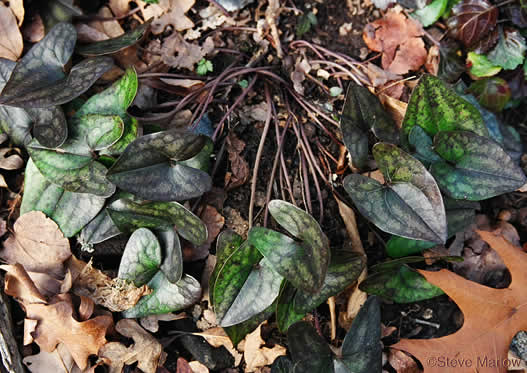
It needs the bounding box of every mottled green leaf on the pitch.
[487,28,526,70]
[468,77,511,112]
[0,57,114,108]
[20,159,105,237]
[276,251,365,331]
[412,0,449,27]
[359,264,444,303]
[402,74,488,140]
[158,229,183,284]
[225,303,275,346]
[248,226,328,293]
[122,272,201,318]
[459,91,503,143]
[77,21,150,56]
[27,106,67,148]
[340,82,399,168]
[271,356,294,373]
[287,322,334,373]
[220,258,283,327]
[107,129,212,201]
[118,228,162,286]
[344,144,447,243]
[408,126,442,166]
[431,131,527,200]
[78,209,121,248]
[107,197,207,245]
[27,139,115,197]
[340,296,382,373]
[500,123,522,163]
[179,138,214,172]
[467,52,501,78]
[210,231,262,323]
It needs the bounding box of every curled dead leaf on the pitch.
[243,322,287,372]
[225,133,249,190]
[0,2,23,61]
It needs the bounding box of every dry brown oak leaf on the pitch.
[393,230,527,373]
[363,10,427,75]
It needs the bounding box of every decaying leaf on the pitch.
[225,133,250,190]
[99,319,164,373]
[0,211,70,278]
[23,343,77,373]
[0,2,23,61]
[242,322,287,372]
[363,10,427,74]
[447,0,498,48]
[393,231,527,372]
[151,0,195,34]
[158,33,215,70]
[193,327,243,367]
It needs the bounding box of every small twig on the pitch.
[413,318,440,329]
[328,296,337,341]
[249,85,272,229]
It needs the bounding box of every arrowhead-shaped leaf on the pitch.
[271,356,294,373]
[340,82,399,168]
[158,229,183,284]
[76,21,151,56]
[431,131,527,200]
[118,228,162,286]
[220,257,283,327]
[408,126,442,166]
[210,231,263,322]
[402,74,488,140]
[287,322,334,373]
[107,197,207,245]
[20,159,105,237]
[276,251,365,331]
[339,296,382,373]
[344,144,447,243]
[78,209,121,248]
[107,129,212,201]
[359,264,444,303]
[122,272,201,318]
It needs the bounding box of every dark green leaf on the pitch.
[345,144,447,243]
[499,123,522,163]
[107,197,207,245]
[408,126,442,166]
[386,236,436,258]
[118,228,162,286]
[487,28,526,70]
[447,0,498,47]
[225,303,275,346]
[122,272,201,318]
[438,41,465,82]
[107,129,212,201]
[340,82,399,168]
[287,322,334,373]
[431,131,527,200]
[412,0,449,27]
[179,138,214,172]
[27,106,68,148]
[340,296,382,373]
[220,258,283,327]
[271,356,294,373]
[359,265,444,303]
[248,226,328,293]
[459,91,503,143]
[78,209,121,248]
[402,74,488,139]
[20,159,105,237]
[276,252,364,331]
[467,52,501,77]
[77,21,150,56]
[468,77,511,112]
[158,229,183,284]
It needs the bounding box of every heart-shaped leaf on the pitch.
[431,131,527,200]
[447,0,498,48]
[20,159,105,237]
[118,228,162,286]
[459,90,504,143]
[487,28,526,70]
[107,129,212,201]
[408,126,442,166]
[402,74,488,140]
[76,21,150,57]
[78,209,121,248]
[107,197,207,245]
[271,356,294,373]
[276,251,365,331]
[344,143,447,243]
[339,296,382,373]
[74,67,138,155]
[0,22,113,108]
[220,257,283,327]
[359,264,444,302]
[340,82,399,168]
[158,229,183,284]
[287,322,334,373]
[122,272,201,318]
